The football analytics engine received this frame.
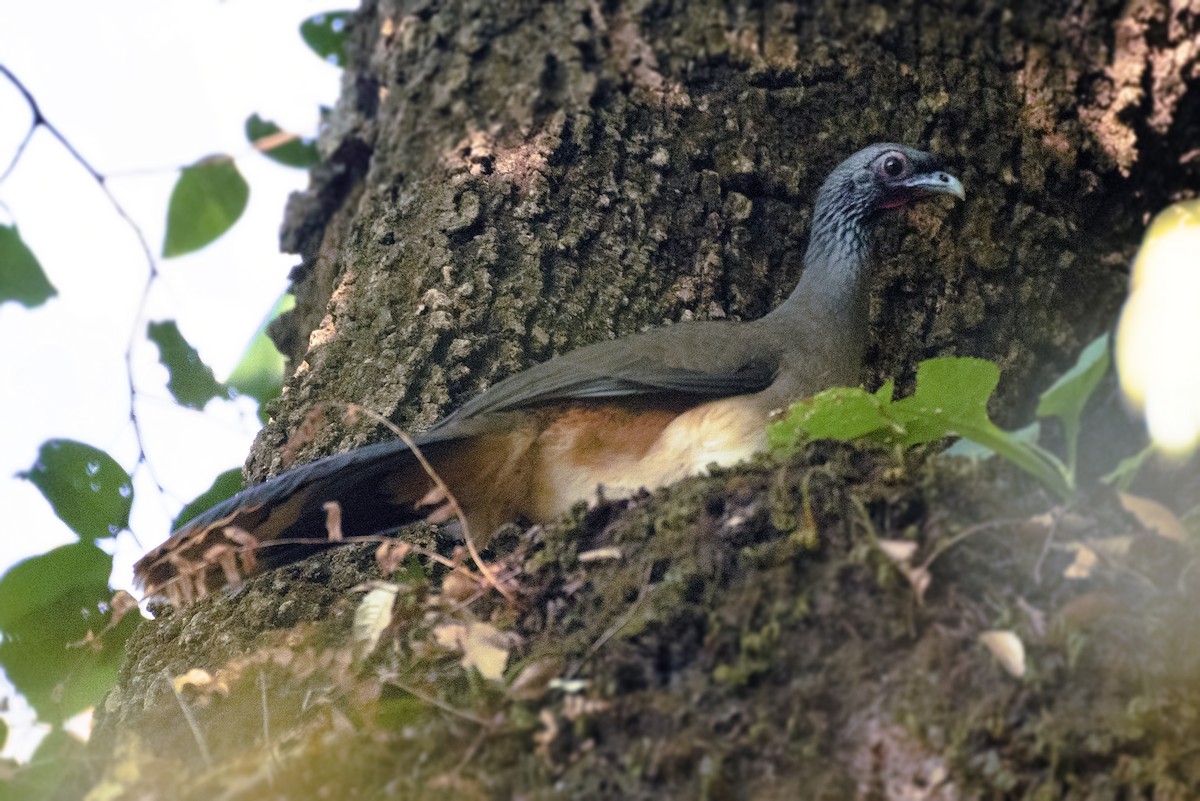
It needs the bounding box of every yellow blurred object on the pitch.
[1116,199,1200,454]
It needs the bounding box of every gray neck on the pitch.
[763,197,875,376]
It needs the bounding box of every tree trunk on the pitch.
[90,0,1200,798]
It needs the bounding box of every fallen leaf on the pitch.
[433,620,512,681]
[1119,492,1187,541]
[353,583,400,658]
[877,539,918,562]
[441,570,481,603]
[375,540,413,575]
[979,630,1025,678]
[1063,543,1098,579]
[173,668,226,694]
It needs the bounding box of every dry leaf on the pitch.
[433,620,512,681]
[353,583,400,657]
[442,570,481,604]
[534,708,559,763]
[1063,543,1098,579]
[323,500,344,541]
[375,540,413,576]
[1119,492,1187,541]
[877,539,930,603]
[877,539,918,562]
[172,668,227,694]
[979,630,1026,678]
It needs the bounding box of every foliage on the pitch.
[161,157,250,258]
[17,440,133,542]
[0,7,345,758]
[0,223,55,308]
[300,11,352,68]
[246,114,320,168]
[0,544,138,724]
[769,335,1113,500]
[147,320,231,410]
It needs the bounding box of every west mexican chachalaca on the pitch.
[136,143,965,602]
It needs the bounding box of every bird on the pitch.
[135,143,964,603]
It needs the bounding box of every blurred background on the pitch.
[0,0,344,761]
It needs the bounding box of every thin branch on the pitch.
[386,676,494,727]
[161,668,213,767]
[0,64,168,515]
[347,403,517,605]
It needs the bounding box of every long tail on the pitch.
[134,435,464,604]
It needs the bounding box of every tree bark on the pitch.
[90,0,1200,798]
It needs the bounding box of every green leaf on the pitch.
[892,359,1071,497]
[1101,442,1156,491]
[226,293,292,416]
[19,440,132,541]
[889,358,1001,446]
[10,728,90,798]
[245,113,319,168]
[162,156,249,258]
[768,387,898,452]
[173,468,244,531]
[0,543,136,724]
[0,543,112,631]
[147,320,230,410]
[1037,333,1110,475]
[300,11,352,67]
[0,223,56,308]
[767,357,1074,500]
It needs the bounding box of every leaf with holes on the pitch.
[0,543,138,723]
[162,156,249,258]
[0,223,56,308]
[300,11,352,67]
[147,320,229,410]
[246,114,319,168]
[19,440,132,541]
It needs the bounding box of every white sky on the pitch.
[0,0,344,761]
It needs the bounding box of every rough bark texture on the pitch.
[86,0,1200,798]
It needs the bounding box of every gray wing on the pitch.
[434,319,778,430]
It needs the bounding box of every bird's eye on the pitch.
[881,154,906,177]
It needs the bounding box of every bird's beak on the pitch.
[903,170,966,201]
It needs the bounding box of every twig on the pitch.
[0,64,167,518]
[161,668,213,767]
[387,677,493,727]
[347,403,517,604]
[919,518,1024,573]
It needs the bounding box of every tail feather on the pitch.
[134,436,456,603]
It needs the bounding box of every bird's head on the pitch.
[816,143,965,220]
